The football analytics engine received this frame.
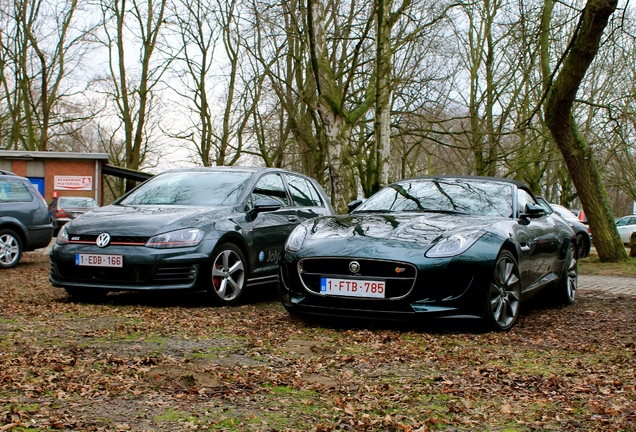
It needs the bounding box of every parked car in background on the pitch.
[536,199,592,258]
[0,171,53,268]
[50,166,334,303]
[571,208,588,224]
[49,196,99,235]
[615,215,636,245]
[279,176,578,331]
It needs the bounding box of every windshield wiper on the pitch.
[352,209,394,213]
[411,209,470,215]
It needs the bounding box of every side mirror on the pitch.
[251,198,282,216]
[522,203,546,219]
[347,199,364,213]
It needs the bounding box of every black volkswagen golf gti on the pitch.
[50,167,333,303]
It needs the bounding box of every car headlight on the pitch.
[425,231,483,258]
[146,228,204,249]
[56,225,69,245]
[285,225,308,252]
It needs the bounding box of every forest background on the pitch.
[1,0,635,260]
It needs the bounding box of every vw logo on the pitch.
[349,261,360,274]
[96,233,111,248]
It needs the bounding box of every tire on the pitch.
[0,229,23,269]
[208,243,247,306]
[558,243,578,305]
[64,287,108,303]
[484,250,521,331]
[575,233,588,259]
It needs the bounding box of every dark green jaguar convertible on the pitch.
[279,176,578,331]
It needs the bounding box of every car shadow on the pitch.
[59,283,281,308]
[287,293,565,335]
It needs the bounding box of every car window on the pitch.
[0,179,34,202]
[355,178,513,217]
[59,197,97,208]
[120,171,252,206]
[250,173,290,207]
[616,217,630,227]
[517,189,536,213]
[286,174,323,207]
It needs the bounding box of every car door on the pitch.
[514,189,560,290]
[246,173,299,277]
[616,217,636,244]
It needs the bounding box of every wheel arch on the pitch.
[214,232,251,273]
[500,239,519,263]
[0,222,27,248]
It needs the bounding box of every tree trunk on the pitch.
[543,0,627,262]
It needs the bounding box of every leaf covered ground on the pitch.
[1,253,635,431]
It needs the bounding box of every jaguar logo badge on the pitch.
[96,233,111,248]
[349,261,360,274]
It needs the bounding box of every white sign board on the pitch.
[54,176,93,190]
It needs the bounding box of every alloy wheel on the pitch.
[487,250,521,331]
[211,246,246,304]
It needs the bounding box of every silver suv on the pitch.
[0,171,53,268]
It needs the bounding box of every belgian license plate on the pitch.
[75,253,123,268]
[320,277,385,298]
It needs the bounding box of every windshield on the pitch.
[120,171,252,206]
[354,178,514,217]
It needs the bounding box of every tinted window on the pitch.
[286,175,323,207]
[251,174,289,207]
[0,179,34,202]
[120,171,252,206]
[355,178,513,217]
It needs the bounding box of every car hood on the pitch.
[305,212,503,245]
[64,204,234,236]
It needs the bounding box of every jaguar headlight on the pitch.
[146,228,204,249]
[425,231,483,258]
[285,225,308,252]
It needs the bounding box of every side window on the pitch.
[517,190,536,214]
[0,180,34,202]
[286,175,324,207]
[251,174,289,207]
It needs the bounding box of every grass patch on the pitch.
[579,250,636,276]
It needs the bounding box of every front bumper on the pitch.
[278,254,493,322]
[49,242,214,292]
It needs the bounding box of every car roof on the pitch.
[158,166,305,176]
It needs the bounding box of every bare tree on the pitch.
[0,0,90,150]
[168,0,253,167]
[542,0,627,262]
[97,0,170,189]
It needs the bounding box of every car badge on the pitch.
[96,233,111,248]
[349,261,360,274]
[395,267,406,274]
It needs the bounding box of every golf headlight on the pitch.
[425,231,483,258]
[56,225,69,245]
[285,225,308,252]
[146,228,204,249]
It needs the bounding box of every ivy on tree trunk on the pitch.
[543,0,627,262]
